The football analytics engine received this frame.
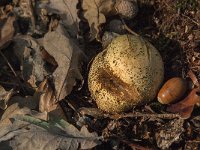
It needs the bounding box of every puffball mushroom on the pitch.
[88,34,164,113]
[115,0,138,19]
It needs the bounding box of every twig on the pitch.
[65,98,81,118]
[79,107,180,120]
[181,14,200,26]
[186,140,200,143]
[105,136,153,150]
[109,112,180,120]
[0,81,19,86]
[122,139,152,150]
[121,18,139,36]
[0,51,28,94]
[0,50,17,77]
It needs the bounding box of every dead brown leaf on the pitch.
[167,88,200,119]
[8,95,39,110]
[0,115,101,150]
[81,0,115,40]
[36,79,67,120]
[43,24,85,101]
[0,14,15,48]
[40,47,58,67]
[0,85,15,110]
[155,118,184,149]
[41,0,80,37]
[13,36,48,87]
[0,103,31,128]
[0,93,43,130]
[37,79,56,112]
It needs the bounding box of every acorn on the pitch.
[157,77,188,104]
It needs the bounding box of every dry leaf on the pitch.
[40,48,57,66]
[0,14,15,48]
[190,115,200,129]
[81,0,115,40]
[0,85,15,110]
[37,79,56,112]
[41,0,79,37]
[0,103,31,128]
[167,88,200,119]
[7,95,39,110]
[36,79,67,120]
[0,115,102,150]
[188,70,199,87]
[0,91,40,128]
[43,24,85,101]
[155,119,184,149]
[13,36,48,87]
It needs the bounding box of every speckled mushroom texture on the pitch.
[88,34,164,113]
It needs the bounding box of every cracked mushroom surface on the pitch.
[88,34,164,113]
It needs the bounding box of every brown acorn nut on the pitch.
[157,77,188,104]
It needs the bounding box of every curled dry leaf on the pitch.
[188,70,199,88]
[167,88,200,119]
[155,119,184,149]
[8,95,39,110]
[81,0,138,40]
[43,25,85,101]
[36,79,67,120]
[81,0,115,40]
[13,36,48,87]
[0,85,15,110]
[0,14,15,48]
[0,103,31,129]
[40,47,57,67]
[40,0,79,38]
[37,79,56,112]
[167,71,200,119]
[0,90,41,128]
[16,0,36,31]
[0,115,102,150]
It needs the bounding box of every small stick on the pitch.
[65,98,81,118]
[121,18,139,36]
[0,81,18,86]
[121,139,152,150]
[0,51,27,94]
[109,112,180,120]
[181,14,199,26]
[79,107,180,120]
[0,50,17,77]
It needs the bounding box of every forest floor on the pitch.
[0,0,199,150]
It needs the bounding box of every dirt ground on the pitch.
[80,0,200,149]
[0,0,199,150]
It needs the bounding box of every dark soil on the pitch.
[0,0,199,149]
[71,0,200,149]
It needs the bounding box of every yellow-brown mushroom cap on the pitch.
[88,34,164,113]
